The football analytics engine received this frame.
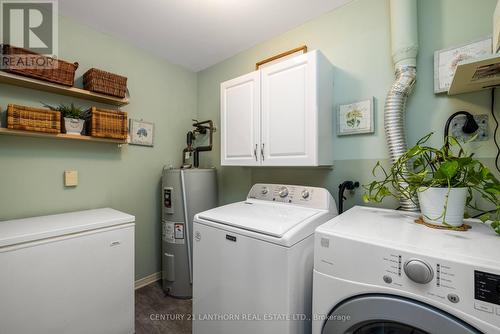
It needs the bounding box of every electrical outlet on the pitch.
[64,170,78,187]
[450,114,489,142]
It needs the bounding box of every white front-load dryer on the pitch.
[192,183,337,334]
[312,206,500,334]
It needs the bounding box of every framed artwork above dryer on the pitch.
[336,97,375,136]
[433,36,492,94]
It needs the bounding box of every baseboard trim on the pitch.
[135,272,161,290]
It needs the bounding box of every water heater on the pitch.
[161,167,217,298]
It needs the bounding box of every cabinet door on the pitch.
[220,72,261,166]
[260,52,317,166]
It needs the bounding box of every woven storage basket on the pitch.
[86,107,128,140]
[83,68,127,98]
[2,44,78,86]
[7,104,61,133]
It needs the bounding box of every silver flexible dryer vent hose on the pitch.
[384,65,419,211]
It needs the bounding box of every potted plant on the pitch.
[363,133,500,234]
[43,103,87,135]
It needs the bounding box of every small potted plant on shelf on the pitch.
[43,103,88,135]
[363,133,500,235]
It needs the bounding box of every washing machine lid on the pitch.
[197,201,322,238]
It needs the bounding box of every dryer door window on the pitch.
[322,294,480,334]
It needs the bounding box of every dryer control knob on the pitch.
[404,259,434,284]
[278,187,289,198]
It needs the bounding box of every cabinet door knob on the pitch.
[254,144,258,161]
[261,143,265,161]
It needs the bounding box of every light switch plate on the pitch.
[450,114,489,142]
[64,170,78,187]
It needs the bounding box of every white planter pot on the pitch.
[64,118,85,135]
[417,187,467,227]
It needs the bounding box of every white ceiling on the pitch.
[59,0,352,71]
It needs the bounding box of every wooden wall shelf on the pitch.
[0,128,128,145]
[0,71,129,106]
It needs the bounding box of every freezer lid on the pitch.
[197,201,321,238]
[0,208,135,248]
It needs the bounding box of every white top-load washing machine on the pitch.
[192,183,337,334]
[313,206,500,334]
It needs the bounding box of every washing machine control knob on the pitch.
[278,187,289,198]
[404,259,434,284]
[301,190,310,199]
[261,187,269,195]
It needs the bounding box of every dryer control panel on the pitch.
[247,183,336,211]
[314,231,500,330]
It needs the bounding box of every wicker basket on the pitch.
[1,44,79,86]
[86,107,127,140]
[7,104,61,133]
[83,68,127,98]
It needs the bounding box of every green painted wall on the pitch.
[0,16,198,280]
[1,0,499,281]
[197,0,499,211]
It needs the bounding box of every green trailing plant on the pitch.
[42,102,88,120]
[363,132,500,234]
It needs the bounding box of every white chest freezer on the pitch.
[0,208,135,334]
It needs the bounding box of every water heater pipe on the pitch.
[384,0,419,211]
[181,120,216,168]
[192,120,215,168]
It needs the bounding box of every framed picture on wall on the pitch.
[494,1,500,53]
[129,119,154,147]
[434,36,492,94]
[337,98,375,136]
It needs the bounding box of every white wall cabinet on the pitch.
[220,50,333,167]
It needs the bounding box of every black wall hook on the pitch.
[338,180,359,214]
